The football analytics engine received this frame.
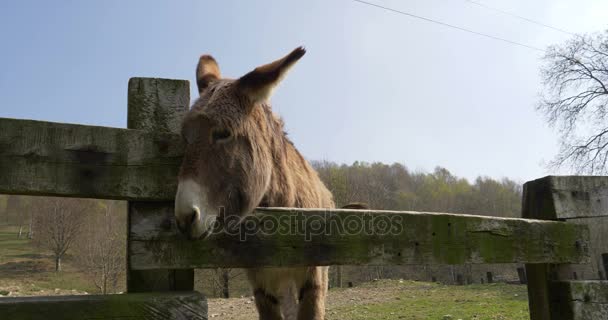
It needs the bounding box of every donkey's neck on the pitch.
[260,105,334,209]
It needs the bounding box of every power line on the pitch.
[351,0,545,52]
[464,0,575,36]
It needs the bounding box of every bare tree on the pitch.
[538,30,608,173]
[210,268,243,298]
[27,209,35,239]
[76,200,126,294]
[0,195,8,225]
[6,195,23,235]
[33,198,89,272]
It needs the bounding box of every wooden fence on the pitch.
[0,77,606,319]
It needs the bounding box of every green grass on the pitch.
[0,224,96,294]
[327,280,529,320]
[0,225,37,263]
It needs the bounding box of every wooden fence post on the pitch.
[125,77,194,292]
[456,274,464,285]
[522,176,608,320]
[517,267,527,284]
[602,253,608,280]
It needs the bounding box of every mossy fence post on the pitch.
[523,176,608,320]
[125,78,195,292]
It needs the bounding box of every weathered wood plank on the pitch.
[127,202,194,292]
[525,264,552,320]
[125,77,195,294]
[524,176,608,220]
[128,207,590,269]
[549,281,608,320]
[0,117,183,201]
[127,78,190,133]
[127,264,194,292]
[0,291,207,320]
[524,176,608,320]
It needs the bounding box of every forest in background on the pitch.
[313,161,521,216]
[0,161,523,297]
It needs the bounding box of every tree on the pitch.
[211,268,243,298]
[4,195,33,238]
[538,30,608,173]
[0,195,8,225]
[75,200,126,294]
[5,195,21,228]
[27,209,35,239]
[33,198,89,272]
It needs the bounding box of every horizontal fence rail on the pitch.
[129,207,590,270]
[0,117,182,201]
[0,292,207,320]
[548,281,608,319]
[524,176,608,219]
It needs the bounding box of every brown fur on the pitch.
[177,48,334,320]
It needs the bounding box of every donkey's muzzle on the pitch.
[176,209,199,238]
[175,205,216,239]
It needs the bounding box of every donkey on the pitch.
[174,47,335,320]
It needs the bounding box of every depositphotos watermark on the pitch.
[203,209,404,241]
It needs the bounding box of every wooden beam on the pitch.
[0,117,182,201]
[125,77,195,294]
[549,281,608,319]
[128,207,590,270]
[127,204,194,292]
[127,77,190,134]
[523,176,608,220]
[0,291,207,320]
[524,176,608,320]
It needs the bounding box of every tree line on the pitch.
[312,161,522,218]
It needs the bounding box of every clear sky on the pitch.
[1,0,607,182]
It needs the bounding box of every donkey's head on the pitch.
[175,47,306,239]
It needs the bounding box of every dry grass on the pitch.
[207,280,529,320]
[0,225,94,296]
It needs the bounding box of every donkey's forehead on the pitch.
[191,79,240,115]
[208,79,233,93]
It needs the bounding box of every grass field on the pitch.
[326,280,529,320]
[0,224,95,296]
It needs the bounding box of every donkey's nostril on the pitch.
[176,209,200,235]
[189,210,198,224]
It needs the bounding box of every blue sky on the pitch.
[1,0,607,182]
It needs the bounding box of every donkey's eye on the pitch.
[182,121,200,145]
[211,129,232,143]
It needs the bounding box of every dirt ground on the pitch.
[207,281,410,319]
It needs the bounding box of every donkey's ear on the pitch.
[196,55,221,94]
[237,47,306,104]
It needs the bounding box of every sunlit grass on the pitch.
[0,224,96,295]
[326,280,529,320]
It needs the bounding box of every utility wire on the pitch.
[352,0,545,52]
[464,0,576,37]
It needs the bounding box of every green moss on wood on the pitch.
[0,291,207,320]
[129,208,590,269]
[0,117,183,200]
